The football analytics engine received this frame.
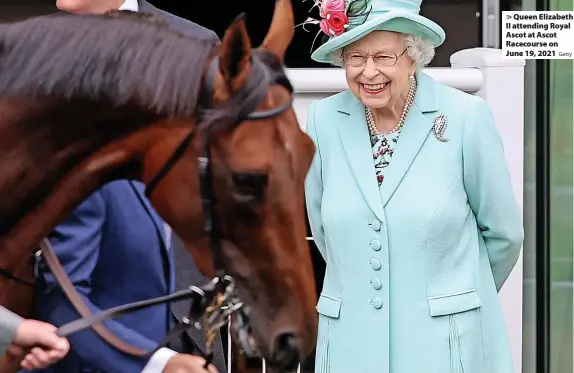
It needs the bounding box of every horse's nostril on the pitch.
[272,332,300,371]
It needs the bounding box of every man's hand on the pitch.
[13,319,70,370]
[163,354,219,373]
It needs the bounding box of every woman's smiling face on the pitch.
[343,31,415,110]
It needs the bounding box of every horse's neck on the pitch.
[0,98,156,264]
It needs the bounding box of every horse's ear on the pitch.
[218,13,252,93]
[258,0,294,61]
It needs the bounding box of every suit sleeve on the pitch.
[163,13,220,43]
[304,101,327,261]
[0,306,22,356]
[462,96,524,291]
[36,192,172,373]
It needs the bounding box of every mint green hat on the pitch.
[309,0,446,64]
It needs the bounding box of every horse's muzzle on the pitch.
[269,332,301,372]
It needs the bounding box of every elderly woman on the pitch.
[303,0,524,373]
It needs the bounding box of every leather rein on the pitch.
[2,53,293,369]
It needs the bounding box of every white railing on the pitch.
[286,66,484,94]
[226,48,526,373]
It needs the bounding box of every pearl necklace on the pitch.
[365,75,417,136]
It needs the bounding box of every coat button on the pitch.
[369,259,381,270]
[370,220,381,231]
[371,297,383,309]
[370,278,382,290]
[370,240,381,251]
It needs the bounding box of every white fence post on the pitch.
[451,48,526,373]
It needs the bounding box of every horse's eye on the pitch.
[231,172,268,203]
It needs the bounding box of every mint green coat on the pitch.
[304,72,524,373]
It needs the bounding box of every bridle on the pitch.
[141,52,294,360]
[1,51,294,369]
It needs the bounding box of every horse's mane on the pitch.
[0,11,217,116]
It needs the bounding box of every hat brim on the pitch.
[310,10,446,64]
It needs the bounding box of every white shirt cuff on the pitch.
[141,347,178,373]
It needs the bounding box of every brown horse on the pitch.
[0,0,317,371]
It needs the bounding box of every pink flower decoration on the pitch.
[320,11,349,36]
[319,0,346,18]
[297,0,350,40]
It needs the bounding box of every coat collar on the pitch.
[128,181,171,250]
[335,72,439,220]
[137,0,157,13]
[119,0,138,11]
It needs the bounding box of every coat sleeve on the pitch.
[36,192,171,373]
[0,306,22,356]
[462,96,524,291]
[304,100,327,261]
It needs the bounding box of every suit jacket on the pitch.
[0,306,22,356]
[305,72,524,373]
[138,1,219,42]
[32,181,224,373]
[33,181,174,373]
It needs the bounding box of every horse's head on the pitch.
[141,0,317,370]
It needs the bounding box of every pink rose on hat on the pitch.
[319,0,349,36]
[320,12,349,36]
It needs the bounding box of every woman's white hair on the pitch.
[403,34,435,68]
[328,32,436,69]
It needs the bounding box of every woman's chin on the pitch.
[361,95,390,109]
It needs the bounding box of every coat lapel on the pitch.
[380,72,439,206]
[336,91,386,222]
[128,181,170,250]
[335,72,441,216]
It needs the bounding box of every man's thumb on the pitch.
[36,329,67,350]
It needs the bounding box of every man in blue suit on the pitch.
[33,181,225,373]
